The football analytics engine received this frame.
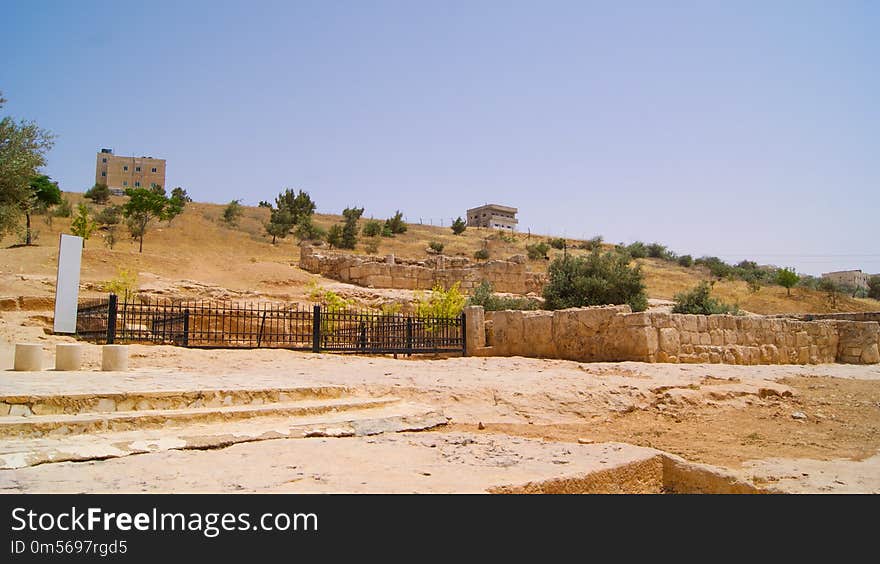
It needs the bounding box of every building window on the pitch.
[150,183,157,188]
[134,181,141,187]
[123,165,129,172]
[101,171,106,177]
[151,167,157,173]
[102,158,107,163]
[135,166,141,172]
[123,181,128,186]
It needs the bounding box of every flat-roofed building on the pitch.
[95,148,166,192]
[466,204,518,231]
[821,269,871,290]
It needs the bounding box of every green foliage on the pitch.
[526,241,550,260]
[474,248,490,260]
[428,241,444,253]
[548,237,566,250]
[308,282,352,334]
[122,187,169,253]
[53,198,72,218]
[695,256,734,279]
[150,184,165,196]
[492,230,516,243]
[672,281,739,315]
[818,278,840,308]
[258,200,272,208]
[265,207,293,244]
[94,204,122,226]
[646,242,676,260]
[451,217,466,235]
[222,199,243,227]
[102,268,138,301]
[626,241,648,259]
[103,227,117,249]
[580,235,603,251]
[467,281,540,311]
[294,215,325,241]
[362,219,383,237]
[84,183,111,204]
[384,210,407,235]
[326,224,343,248]
[275,189,316,225]
[542,251,648,312]
[868,276,880,300]
[19,175,61,245]
[364,237,380,254]
[165,193,185,223]
[776,267,800,296]
[170,187,191,202]
[0,93,56,238]
[415,282,466,319]
[677,254,694,268]
[339,206,363,249]
[70,203,96,245]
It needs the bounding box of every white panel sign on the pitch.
[53,234,84,333]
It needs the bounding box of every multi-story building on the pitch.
[95,149,166,193]
[821,269,871,291]
[466,204,518,231]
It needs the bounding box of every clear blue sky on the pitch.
[2,0,878,275]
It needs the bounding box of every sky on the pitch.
[2,0,877,275]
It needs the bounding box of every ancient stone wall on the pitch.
[471,306,880,365]
[299,245,545,294]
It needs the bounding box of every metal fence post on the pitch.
[406,317,413,357]
[461,311,467,357]
[106,293,118,344]
[312,305,321,352]
[183,310,190,347]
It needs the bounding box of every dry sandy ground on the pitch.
[3,306,880,492]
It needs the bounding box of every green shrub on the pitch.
[626,241,648,259]
[695,256,733,279]
[53,198,72,218]
[542,251,648,312]
[415,282,466,319]
[294,216,325,241]
[84,183,111,205]
[467,281,540,311]
[451,217,466,235]
[94,205,122,226]
[362,219,383,237]
[102,268,138,301]
[428,241,444,253]
[776,267,800,296]
[526,242,550,260]
[364,237,380,254]
[548,237,566,250]
[384,210,407,235]
[672,281,738,315]
[326,224,343,248]
[474,248,489,260]
[580,235,603,251]
[677,254,693,268]
[222,199,243,226]
[646,242,668,259]
[70,203,97,245]
[869,276,880,300]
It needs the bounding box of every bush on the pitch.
[474,248,489,260]
[672,281,738,315]
[451,217,466,235]
[580,235,603,251]
[294,216,326,241]
[362,219,383,237]
[626,241,648,259]
[695,256,733,279]
[869,276,880,300]
[102,268,138,301]
[677,254,693,268]
[542,251,648,312]
[70,203,96,245]
[384,210,407,235]
[53,198,72,218]
[222,199,243,226]
[428,241,444,253]
[84,183,111,205]
[526,242,550,260]
[467,281,540,311]
[326,224,343,248]
[646,242,668,259]
[364,237,380,254]
[415,282,466,319]
[94,205,122,226]
[548,237,566,250]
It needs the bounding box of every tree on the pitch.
[776,267,800,297]
[526,241,550,260]
[70,203,97,247]
[265,207,294,244]
[222,199,243,226]
[818,278,840,308]
[84,183,111,205]
[0,92,56,238]
[384,210,407,235]
[275,189,316,225]
[20,175,61,245]
[677,254,694,268]
[362,219,383,237]
[94,204,122,226]
[339,206,363,250]
[451,217,466,235]
[543,250,648,312]
[122,188,168,252]
[672,281,738,315]
[170,187,191,202]
[165,193,185,224]
[869,276,880,300]
[326,224,343,248]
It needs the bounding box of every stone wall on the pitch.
[780,312,880,323]
[299,245,545,294]
[470,306,880,365]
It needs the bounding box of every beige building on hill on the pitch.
[821,269,871,291]
[467,204,518,230]
[95,149,166,193]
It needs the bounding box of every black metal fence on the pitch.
[75,295,465,355]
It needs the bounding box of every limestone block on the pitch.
[658,328,680,354]
[623,313,651,327]
[797,346,810,364]
[102,345,129,371]
[55,343,83,371]
[861,343,880,364]
[14,343,44,371]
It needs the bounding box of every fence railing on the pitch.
[75,295,465,355]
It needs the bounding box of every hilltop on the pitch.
[2,193,878,315]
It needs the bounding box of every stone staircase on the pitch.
[0,385,446,469]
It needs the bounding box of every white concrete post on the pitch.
[55,343,83,371]
[14,344,44,371]
[102,344,129,371]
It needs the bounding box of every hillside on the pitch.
[1,194,877,315]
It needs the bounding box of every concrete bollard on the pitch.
[14,343,44,371]
[101,344,129,371]
[55,343,83,371]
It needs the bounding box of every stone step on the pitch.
[0,402,448,469]
[0,385,354,417]
[0,396,400,438]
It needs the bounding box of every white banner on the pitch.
[53,234,84,334]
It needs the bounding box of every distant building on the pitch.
[95,149,166,193]
[821,269,870,291]
[466,204,518,231]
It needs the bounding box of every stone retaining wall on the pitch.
[470,306,880,365]
[300,245,545,294]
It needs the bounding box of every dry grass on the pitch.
[3,194,878,315]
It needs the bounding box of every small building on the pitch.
[821,269,871,291]
[95,148,166,192]
[466,204,518,231]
